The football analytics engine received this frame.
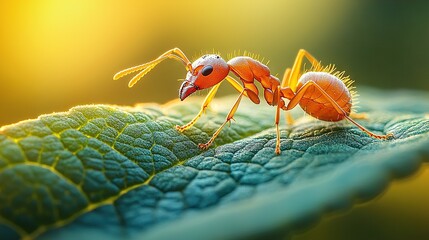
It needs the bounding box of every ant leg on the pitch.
[343,115,393,139]
[275,86,282,154]
[113,48,192,87]
[176,83,222,132]
[285,112,295,125]
[286,49,320,92]
[177,76,258,133]
[350,112,368,119]
[281,49,320,123]
[280,68,295,125]
[225,76,260,104]
[225,76,244,92]
[198,89,247,150]
[286,81,393,139]
[280,68,292,87]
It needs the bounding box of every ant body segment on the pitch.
[114,48,393,154]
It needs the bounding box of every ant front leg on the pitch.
[176,82,222,132]
[225,76,260,103]
[176,76,256,132]
[198,89,247,150]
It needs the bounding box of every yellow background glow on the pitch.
[2,1,428,126]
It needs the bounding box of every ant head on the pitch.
[179,54,229,101]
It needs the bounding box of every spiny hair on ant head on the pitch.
[193,49,222,62]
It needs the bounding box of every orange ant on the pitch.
[114,48,393,154]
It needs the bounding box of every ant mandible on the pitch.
[114,48,393,154]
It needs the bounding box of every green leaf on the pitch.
[0,88,428,240]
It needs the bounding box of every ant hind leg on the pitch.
[285,81,393,139]
[349,112,368,119]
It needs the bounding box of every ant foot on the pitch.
[198,143,210,150]
[385,132,395,139]
[373,132,395,140]
[175,125,187,132]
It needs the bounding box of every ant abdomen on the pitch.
[297,72,352,121]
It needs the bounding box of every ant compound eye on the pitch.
[201,65,213,76]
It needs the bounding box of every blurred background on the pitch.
[1,0,428,239]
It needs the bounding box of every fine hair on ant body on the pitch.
[114,48,393,154]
